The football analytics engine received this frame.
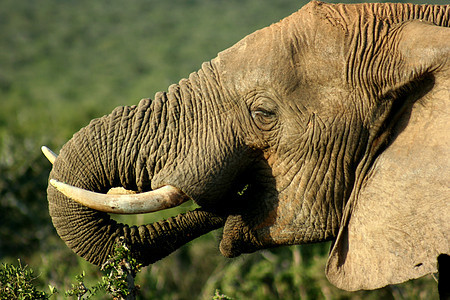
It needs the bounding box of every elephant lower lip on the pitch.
[219,214,261,258]
[219,229,242,258]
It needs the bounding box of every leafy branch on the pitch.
[65,237,142,299]
[0,259,56,300]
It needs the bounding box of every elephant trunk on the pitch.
[48,71,226,265]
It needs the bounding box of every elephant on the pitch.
[43,1,449,294]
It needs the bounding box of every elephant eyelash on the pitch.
[247,94,279,132]
[252,109,275,118]
[251,108,278,131]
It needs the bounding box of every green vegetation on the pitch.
[1,239,141,299]
[1,0,441,299]
[64,237,142,299]
[0,260,56,299]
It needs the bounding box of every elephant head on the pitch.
[44,1,449,291]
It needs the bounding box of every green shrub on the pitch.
[1,239,142,300]
[65,237,142,300]
[0,260,56,300]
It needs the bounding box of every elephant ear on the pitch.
[326,20,450,291]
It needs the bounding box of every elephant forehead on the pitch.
[213,11,349,98]
[214,27,300,94]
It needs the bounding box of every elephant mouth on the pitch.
[187,181,274,258]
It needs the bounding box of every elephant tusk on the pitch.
[49,179,190,214]
[41,146,58,164]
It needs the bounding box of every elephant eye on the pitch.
[250,99,278,131]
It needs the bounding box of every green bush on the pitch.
[1,239,142,300]
[0,260,56,300]
[64,237,142,299]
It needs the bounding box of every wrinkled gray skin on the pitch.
[47,1,449,292]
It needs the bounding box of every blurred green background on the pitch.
[0,0,442,299]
